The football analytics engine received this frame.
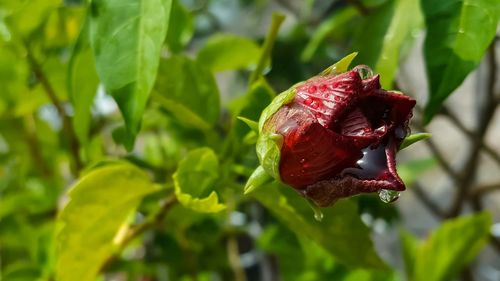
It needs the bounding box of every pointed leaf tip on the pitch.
[321,52,358,76]
[237,116,259,132]
[244,166,272,195]
[399,133,431,150]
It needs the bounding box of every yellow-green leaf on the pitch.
[56,163,157,281]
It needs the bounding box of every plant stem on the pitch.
[25,44,83,175]
[100,195,178,272]
[249,13,286,85]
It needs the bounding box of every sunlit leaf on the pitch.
[252,183,387,269]
[154,55,220,130]
[89,0,172,144]
[413,212,492,281]
[352,0,395,67]
[56,162,157,281]
[67,17,99,145]
[198,33,261,72]
[421,0,500,123]
[165,0,193,53]
[375,0,423,88]
[173,148,225,213]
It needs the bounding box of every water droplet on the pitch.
[319,84,327,91]
[334,96,341,102]
[355,65,374,79]
[378,189,400,203]
[311,101,319,109]
[314,211,324,222]
[308,86,317,94]
[304,98,313,105]
[300,158,306,163]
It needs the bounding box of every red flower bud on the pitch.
[257,62,416,207]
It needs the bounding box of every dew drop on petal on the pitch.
[308,86,317,94]
[378,189,400,203]
[319,84,327,91]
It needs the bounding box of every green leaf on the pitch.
[375,0,423,88]
[56,162,157,281]
[173,148,225,213]
[421,0,500,123]
[165,0,193,53]
[399,133,431,150]
[352,0,395,67]
[67,17,99,145]
[320,52,359,76]
[252,184,387,269]
[154,55,221,131]
[301,7,359,61]
[4,0,60,37]
[89,0,172,144]
[244,165,272,195]
[236,116,258,133]
[197,33,261,72]
[400,230,419,280]
[413,212,492,281]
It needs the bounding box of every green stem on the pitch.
[249,13,286,85]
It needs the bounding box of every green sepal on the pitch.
[256,133,283,180]
[320,52,358,76]
[258,88,297,132]
[243,131,258,145]
[244,165,273,195]
[237,116,259,133]
[399,133,431,150]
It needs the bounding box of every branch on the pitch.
[411,182,446,218]
[100,195,178,271]
[413,121,459,179]
[447,43,498,217]
[440,106,500,168]
[25,44,83,175]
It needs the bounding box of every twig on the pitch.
[100,195,178,271]
[411,182,446,218]
[470,182,500,197]
[447,43,498,217]
[24,115,52,177]
[249,13,286,85]
[440,106,500,167]
[413,121,459,179]
[25,44,83,175]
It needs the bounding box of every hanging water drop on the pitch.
[378,189,400,203]
[314,211,324,222]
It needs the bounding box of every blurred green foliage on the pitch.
[0,0,498,280]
